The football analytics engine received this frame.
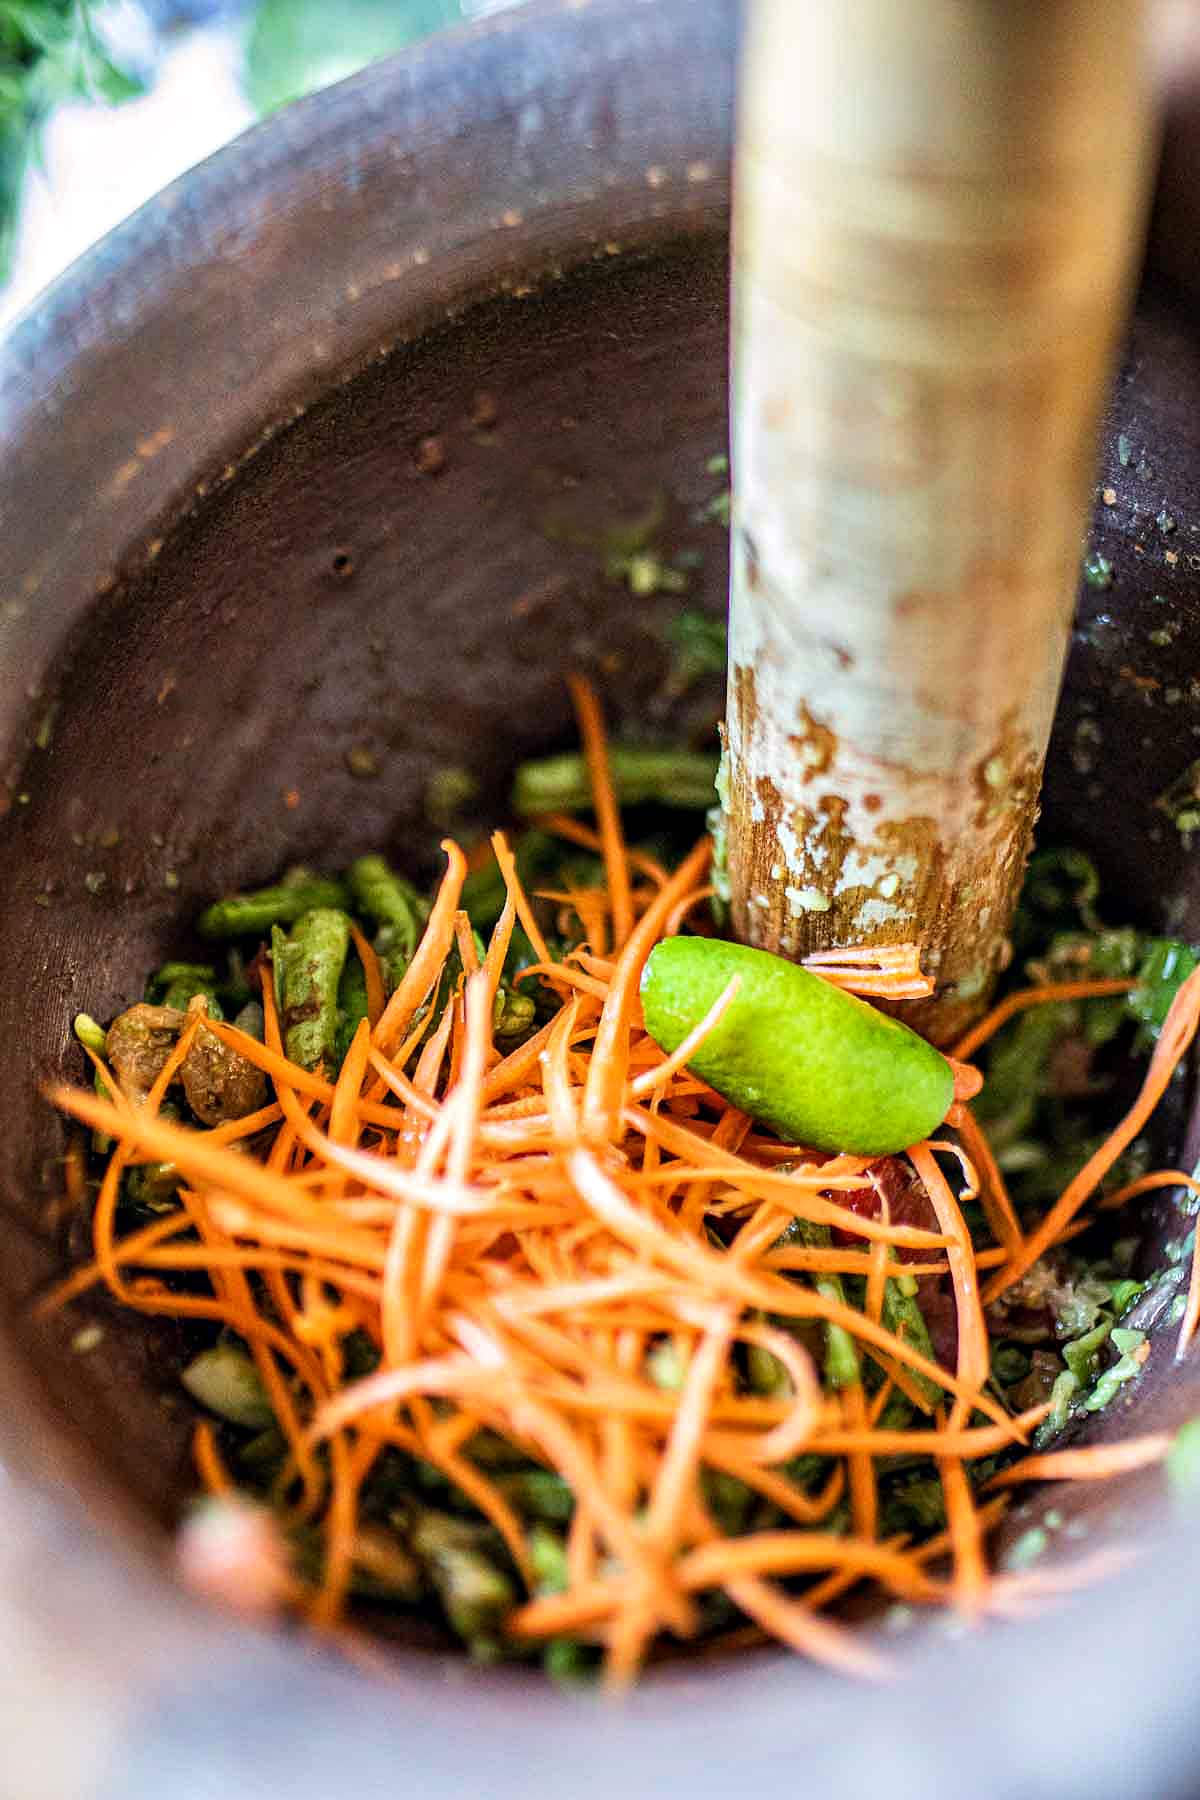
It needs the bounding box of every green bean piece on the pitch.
[881,1280,941,1408]
[493,984,537,1040]
[1041,1370,1081,1442]
[528,1523,570,1594]
[776,1217,861,1390]
[334,957,370,1066]
[197,876,349,940]
[641,936,954,1156]
[233,999,265,1042]
[409,1509,515,1645]
[745,1338,792,1398]
[73,1013,108,1055]
[124,1160,180,1213]
[163,980,224,1018]
[270,925,288,1017]
[1062,1321,1112,1385]
[543,1637,596,1685]
[347,855,429,985]
[461,830,559,934]
[701,1468,755,1535]
[74,1014,113,1144]
[219,948,255,1012]
[276,908,352,1071]
[512,746,720,817]
[181,1344,274,1428]
[496,1470,574,1524]
[147,962,224,1016]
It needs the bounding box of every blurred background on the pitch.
[0,0,523,331]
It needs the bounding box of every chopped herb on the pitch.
[1083,551,1114,590]
[1004,1526,1049,1571]
[1083,1352,1143,1412]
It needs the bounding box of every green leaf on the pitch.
[0,0,143,284]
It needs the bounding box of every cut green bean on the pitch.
[146,962,222,1015]
[528,1523,569,1594]
[233,1000,265,1041]
[513,746,719,817]
[181,1344,274,1428]
[496,1470,574,1524]
[493,984,537,1040]
[347,854,429,983]
[775,1217,861,1390]
[461,830,559,933]
[409,1509,515,1644]
[73,1013,108,1055]
[123,1160,180,1213]
[641,937,953,1156]
[197,876,349,939]
[881,1280,940,1408]
[275,908,351,1070]
[334,957,370,1067]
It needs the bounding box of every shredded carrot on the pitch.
[984,965,1200,1305]
[805,943,934,1002]
[567,676,634,949]
[985,1436,1171,1488]
[348,921,387,1028]
[951,978,1137,1062]
[193,1419,233,1496]
[44,682,1190,1681]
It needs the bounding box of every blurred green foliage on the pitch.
[244,0,467,115]
[0,0,143,280]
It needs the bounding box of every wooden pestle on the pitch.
[723,0,1156,1043]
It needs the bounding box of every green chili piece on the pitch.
[197,877,349,939]
[512,746,719,817]
[276,907,351,1070]
[641,937,954,1157]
